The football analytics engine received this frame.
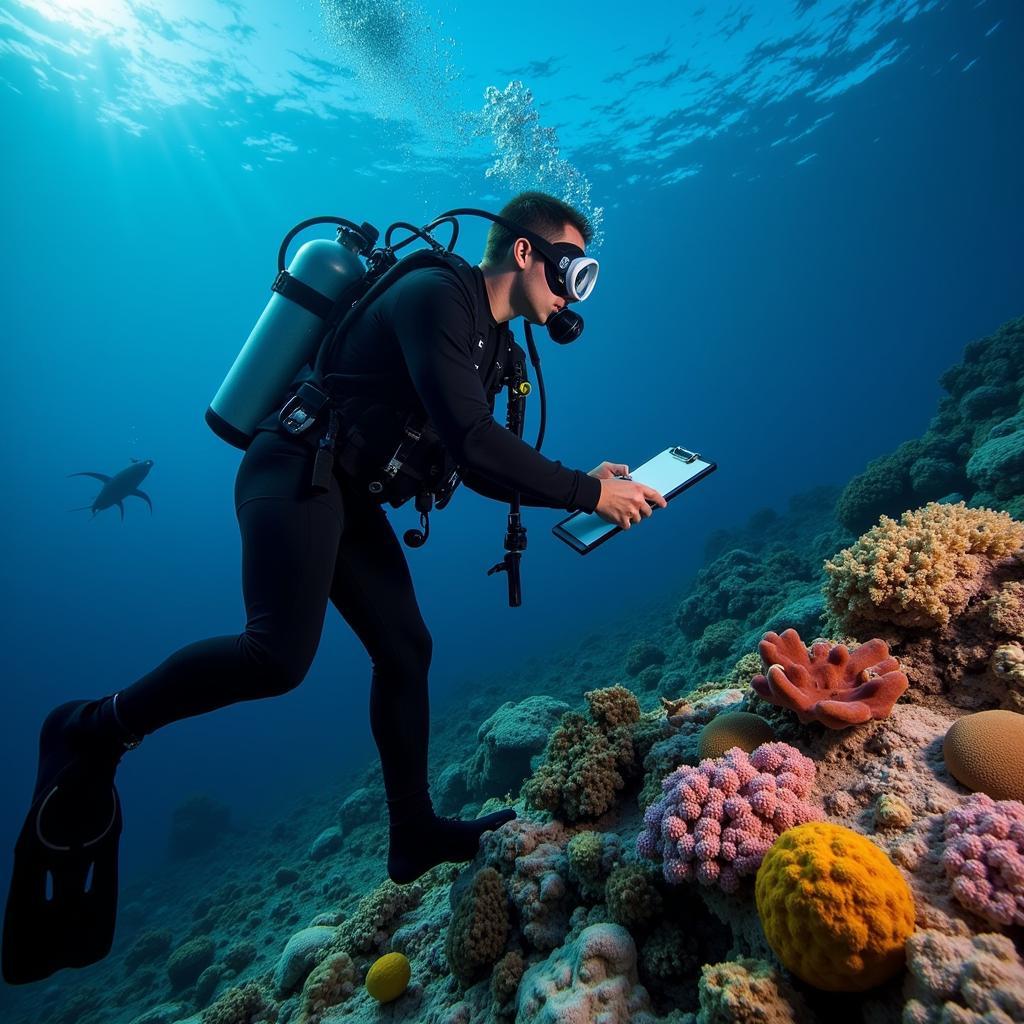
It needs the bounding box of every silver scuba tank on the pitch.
[206,218,378,450]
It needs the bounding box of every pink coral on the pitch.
[939,792,1024,926]
[751,628,909,729]
[636,742,823,893]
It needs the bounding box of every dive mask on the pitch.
[539,241,600,303]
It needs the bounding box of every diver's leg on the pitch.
[327,479,515,885]
[114,430,345,734]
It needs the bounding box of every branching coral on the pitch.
[823,501,1024,632]
[636,742,822,893]
[522,686,639,822]
[749,628,908,729]
[939,792,1024,926]
[296,952,355,1024]
[325,878,423,957]
[983,581,1024,638]
[201,979,278,1024]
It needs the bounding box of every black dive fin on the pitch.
[117,502,124,522]
[1,703,124,985]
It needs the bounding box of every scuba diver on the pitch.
[1,191,667,985]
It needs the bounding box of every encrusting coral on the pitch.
[823,501,1024,632]
[755,821,916,992]
[750,628,909,728]
[902,929,1024,1024]
[636,742,822,892]
[939,792,1024,927]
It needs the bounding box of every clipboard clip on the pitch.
[670,446,701,463]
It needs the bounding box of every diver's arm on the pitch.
[459,467,569,508]
[392,270,602,513]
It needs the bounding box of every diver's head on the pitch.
[479,191,597,330]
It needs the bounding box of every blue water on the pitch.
[0,0,1021,923]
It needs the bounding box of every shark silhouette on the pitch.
[68,458,154,520]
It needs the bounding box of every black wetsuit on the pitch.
[112,264,601,836]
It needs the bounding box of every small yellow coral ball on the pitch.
[364,952,411,1003]
[755,822,915,992]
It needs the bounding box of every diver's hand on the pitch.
[587,461,630,480]
[594,476,667,529]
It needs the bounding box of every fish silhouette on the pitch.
[68,458,154,520]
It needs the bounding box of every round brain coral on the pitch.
[943,709,1024,802]
[823,501,1024,632]
[697,712,775,760]
[754,821,916,992]
[636,742,823,893]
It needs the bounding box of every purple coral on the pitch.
[636,742,823,893]
[940,792,1024,926]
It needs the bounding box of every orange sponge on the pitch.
[755,822,915,991]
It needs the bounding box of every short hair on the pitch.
[480,191,593,268]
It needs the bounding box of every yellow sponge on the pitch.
[755,822,915,991]
[365,952,411,1003]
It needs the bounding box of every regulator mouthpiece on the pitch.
[546,307,584,344]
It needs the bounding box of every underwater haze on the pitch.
[1,0,1023,1021]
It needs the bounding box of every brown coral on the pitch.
[750,628,909,729]
[522,686,639,822]
[823,501,1024,632]
[698,711,775,758]
[445,867,510,986]
[982,580,1024,638]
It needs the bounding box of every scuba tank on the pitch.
[206,217,379,450]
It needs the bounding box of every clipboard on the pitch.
[552,446,717,555]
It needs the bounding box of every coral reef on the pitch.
[636,742,823,892]
[750,628,909,728]
[565,830,621,901]
[939,792,1024,926]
